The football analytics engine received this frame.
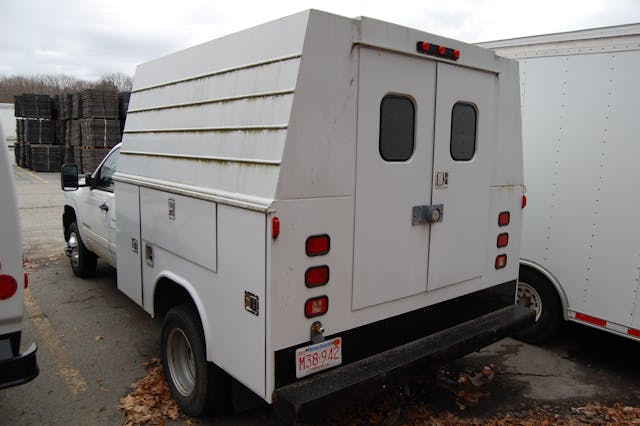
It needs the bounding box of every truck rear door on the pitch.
[352,49,435,309]
[427,63,496,291]
[353,50,495,310]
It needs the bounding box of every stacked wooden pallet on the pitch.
[14,94,57,170]
[31,145,62,172]
[15,94,52,119]
[81,119,121,148]
[14,89,128,173]
[81,89,119,119]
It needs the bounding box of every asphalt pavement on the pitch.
[2,159,639,425]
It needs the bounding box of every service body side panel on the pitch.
[139,191,266,398]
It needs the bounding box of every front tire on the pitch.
[162,304,209,417]
[515,266,562,343]
[67,222,97,277]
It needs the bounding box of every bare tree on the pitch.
[98,72,133,92]
[0,73,133,103]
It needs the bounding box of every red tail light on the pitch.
[522,194,527,209]
[498,211,510,227]
[305,296,329,318]
[497,233,509,248]
[305,266,329,288]
[306,235,330,256]
[495,254,507,270]
[0,275,18,300]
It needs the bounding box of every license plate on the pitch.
[295,337,342,378]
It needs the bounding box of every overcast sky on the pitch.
[2,0,639,81]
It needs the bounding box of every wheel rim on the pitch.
[68,231,80,268]
[517,281,543,321]
[166,328,196,396]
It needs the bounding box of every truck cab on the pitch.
[62,144,121,276]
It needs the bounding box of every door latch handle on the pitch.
[412,204,444,225]
[99,203,109,212]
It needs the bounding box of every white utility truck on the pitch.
[61,10,531,421]
[480,24,640,343]
[0,122,39,388]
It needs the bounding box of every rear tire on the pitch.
[67,222,97,277]
[162,304,209,416]
[515,266,562,343]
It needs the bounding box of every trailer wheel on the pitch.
[162,304,209,416]
[515,266,562,343]
[67,222,97,277]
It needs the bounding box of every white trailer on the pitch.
[0,103,17,147]
[61,10,530,421]
[0,122,39,388]
[480,24,640,342]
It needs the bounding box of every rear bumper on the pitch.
[0,333,39,390]
[273,304,534,423]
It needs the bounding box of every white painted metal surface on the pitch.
[480,24,640,340]
[102,9,523,403]
[0,122,24,336]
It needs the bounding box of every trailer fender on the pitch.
[519,259,569,320]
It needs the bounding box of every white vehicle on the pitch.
[480,24,640,342]
[0,103,17,147]
[62,10,531,421]
[0,122,39,388]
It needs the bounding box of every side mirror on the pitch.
[61,164,79,191]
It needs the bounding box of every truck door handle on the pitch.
[412,204,444,225]
[99,203,109,212]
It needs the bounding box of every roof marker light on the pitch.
[416,41,459,61]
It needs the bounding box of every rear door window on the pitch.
[450,102,477,161]
[379,95,415,161]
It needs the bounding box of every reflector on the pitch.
[0,275,18,300]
